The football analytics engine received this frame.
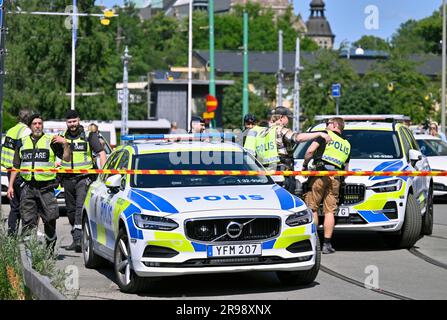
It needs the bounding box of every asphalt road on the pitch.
[1,202,446,300]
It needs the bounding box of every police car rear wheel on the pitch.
[114,228,147,293]
[276,236,321,286]
[82,217,106,268]
[382,193,422,249]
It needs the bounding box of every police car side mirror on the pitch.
[409,149,423,163]
[106,174,122,193]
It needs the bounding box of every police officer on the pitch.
[243,115,266,154]
[248,107,331,191]
[302,117,351,254]
[7,114,70,248]
[62,110,106,252]
[189,116,206,134]
[1,109,32,235]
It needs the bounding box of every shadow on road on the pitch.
[327,231,399,252]
[136,272,320,298]
[93,268,321,298]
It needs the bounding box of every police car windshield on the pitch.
[131,151,273,188]
[294,130,402,159]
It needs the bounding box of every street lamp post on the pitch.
[187,0,193,132]
[71,0,78,110]
[121,46,131,137]
[442,0,446,134]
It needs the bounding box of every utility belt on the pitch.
[314,160,341,172]
[63,173,97,184]
[25,179,58,191]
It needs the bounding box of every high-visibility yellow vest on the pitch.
[244,125,264,156]
[255,126,280,165]
[1,123,29,168]
[19,134,56,181]
[321,131,351,169]
[60,130,93,169]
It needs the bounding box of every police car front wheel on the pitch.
[82,216,107,269]
[114,228,148,293]
[381,193,422,249]
[276,237,321,286]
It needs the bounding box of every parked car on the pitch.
[414,134,447,198]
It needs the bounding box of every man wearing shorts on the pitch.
[302,117,351,254]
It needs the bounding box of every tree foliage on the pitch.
[391,7,442,55]
[352,35,390,52]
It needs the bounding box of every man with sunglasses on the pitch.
[302,117,351,254]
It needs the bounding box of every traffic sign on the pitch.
[206,95,218,112]
[332,83,341,98]
[203,112,215,120]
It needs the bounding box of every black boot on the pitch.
[65,240,81,252]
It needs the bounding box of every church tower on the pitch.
[306,0,335,49]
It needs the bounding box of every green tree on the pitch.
[391,8,442,55]
[352,35,390,51]
[223,76,273,129]
[300,51,359,129]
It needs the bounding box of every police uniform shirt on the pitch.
[13,135,65,178]
[312,130,350,169]
[65,126,104,155]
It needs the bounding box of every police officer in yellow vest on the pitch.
[1,109,32,235]
[248,107,331,192]
[302,117,351,254]
[62,110,106,252]
[7,114,70,248]
[243,115,266,154]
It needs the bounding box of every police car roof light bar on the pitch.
[314,114,410,123]
[121,133,236,141]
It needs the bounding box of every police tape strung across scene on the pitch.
[6,168,447,176]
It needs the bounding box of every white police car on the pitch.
[82,134,319,293]
[294,116,434,248]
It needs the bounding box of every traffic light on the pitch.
[100,9,115,26]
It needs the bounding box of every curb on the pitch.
[19,244,67,300]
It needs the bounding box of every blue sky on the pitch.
[294,0,441,48]
[96,0,442,48]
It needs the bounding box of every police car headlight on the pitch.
[369,179,403,193]
[286,208,313,227]
[133,214,178,231]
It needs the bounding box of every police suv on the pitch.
[82,134,320,293]
[294,115,434,249]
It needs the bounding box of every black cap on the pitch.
[65,109,80,120]
[270,106,293,117]
[244,114,257,124]
[191,115,205,124]
[28,114,43,126]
